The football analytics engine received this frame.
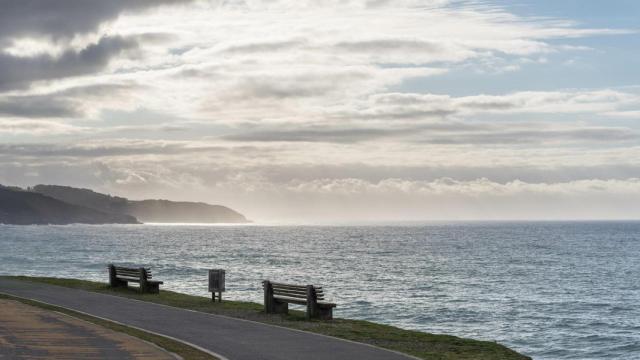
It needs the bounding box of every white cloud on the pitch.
[0,119,87,135]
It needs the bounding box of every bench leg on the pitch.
[147,283,160,294]
[108,265,128,288]
[140,282,160,294]
[317,307,333,320]
[273,300,288,314]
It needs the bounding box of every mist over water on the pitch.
[1,221,638,359]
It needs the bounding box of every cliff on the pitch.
[31,185,248,223]
[0,186,139,225]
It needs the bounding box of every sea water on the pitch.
[0,221,638,359]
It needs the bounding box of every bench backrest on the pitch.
[113,266,154,280]
[264,281,325,302]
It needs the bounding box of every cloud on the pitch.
[0,140,227,157]
[0,96,78,118]
[0,36,139,90]
[0,83,139,118]
[0,1,190,90]
[221,121,638,144]
[412,126,638,145]
[322,90,640,124]
[0,119,86,135]
[1,0,639,221]
[279,177,640,197]
[220,39,308,54]
[332,39,476,64]
[3,136,640,221]
[0,0,192,43]
[223,126,414,143]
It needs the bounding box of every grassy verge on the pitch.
[0,292,217,360]
[6,276,531,360]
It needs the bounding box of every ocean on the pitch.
[0,221,638,359]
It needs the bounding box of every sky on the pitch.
[0,0,639,222]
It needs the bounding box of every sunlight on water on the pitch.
[1,222,639,359]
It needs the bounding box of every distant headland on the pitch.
[0,184,248,225]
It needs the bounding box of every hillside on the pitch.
[0,186,139,225]
[31,185,248,223]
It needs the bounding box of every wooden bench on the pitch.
[262,280,336,320]
[108,264,163,294]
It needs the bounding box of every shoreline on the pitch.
[3,276,531,360]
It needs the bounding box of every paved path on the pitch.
[0,278,414,360]
[0,299,176,360]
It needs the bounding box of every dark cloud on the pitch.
[0,1,191,90]
[0,83,138,118]
[0,0,192,43]
[0,95,78,118]
[0,36,138,90]
[58,83,140,97]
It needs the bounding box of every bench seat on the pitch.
[272,295,308,305]
[264,280,336,320]
[317,301,337,308]
[108,264,163,294]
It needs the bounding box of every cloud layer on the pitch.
[1,0,639,221]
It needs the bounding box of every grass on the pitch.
[5,276,531,360]
[0,292,217,360]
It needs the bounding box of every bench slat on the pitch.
[270,286,323,295]
[272,290,324,300]
[115,273,139,277]
[114,267,153,279]
[272,286,307,293]
[270,282,308,290]
[273,295,309,305]
[114,267,150,272]
[317,301,336,308]
[263,282,323,290]
[116,273,140,277]
[273,291,306,299]
[272,286,323,292]
[115,270,140,275]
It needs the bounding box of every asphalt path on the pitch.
[0,298,176,359]
[0,278,414,360]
